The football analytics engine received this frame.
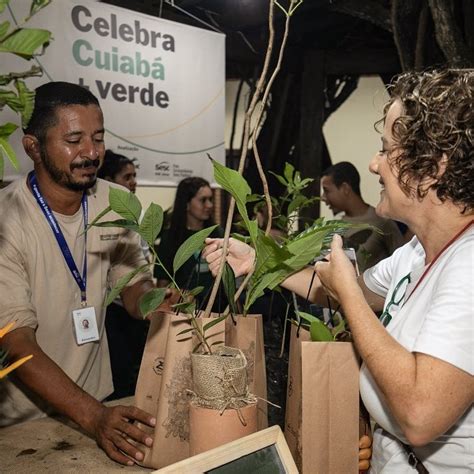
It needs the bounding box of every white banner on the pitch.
[1,0,225,185]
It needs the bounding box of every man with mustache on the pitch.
[0,82,162,466]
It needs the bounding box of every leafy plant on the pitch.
[250,161,319,235]
[88,187,218,354]
[211,159,372,315]
[0,321,33,378]
[0,0,52,180]
[296,310,351,342]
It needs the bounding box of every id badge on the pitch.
[72,306,100,345]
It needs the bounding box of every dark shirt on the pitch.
[154,226,224,306]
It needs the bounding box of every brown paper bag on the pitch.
[284,324,359,473]
[134,312,267,469]
[225,315,268,430]
[134,311,197,468]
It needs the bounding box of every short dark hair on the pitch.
[23,81,100,143]
[98,150,135,180]
[381,69,473,212]
[322,161,361,196]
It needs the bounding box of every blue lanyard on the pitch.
[28,171,88,305]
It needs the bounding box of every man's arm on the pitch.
[1,327,155,465]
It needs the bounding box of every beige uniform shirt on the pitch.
[0,178,151,426]
[342,206,405,271]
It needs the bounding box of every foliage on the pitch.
[251,161,319,235]
[211,159,373,314]
[0,0,52,180]
[296,310,351,342]
[0,321,32,379]
[89,187,217,354]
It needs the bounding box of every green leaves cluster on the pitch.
[211,159,370,313]
[256,162,319,235]
[89,187,216,320]
[0,0,52,180]
[296,310,350,342]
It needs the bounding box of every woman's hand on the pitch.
[203,237,255,278]
[359,434,372,472]
[315,234,360,303]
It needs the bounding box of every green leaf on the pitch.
[0,89,22,111]
[109,187,141,222]
[211,159,257,246]
[283,162,295,182]
[0,28,52,58]
[86,205,112,231]
[0,21,10,40]
[253,232,292,279]
[139,288,167,318]
[297,310,320,324]
[172,301,196,314]
[222,262,237,314]
[105,264,149,306]
[268,170,288,187]
[0,136,19,172]
[0,0,9,15]
[90,219,139,232]
[172,224,217,274]
[138,202,163,246]
[187,286,204,297]
[246,193,263,203]
[0,122,18,138]
[14,80,35,128]
[29,0,51,18]
[202,314,228,332]
[331,313,346,339]
[310,319,334,342]
[287,195,307,215]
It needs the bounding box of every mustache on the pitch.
[71,158,100,170]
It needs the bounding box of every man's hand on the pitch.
[91,404,156,466]
[203,237,255,278]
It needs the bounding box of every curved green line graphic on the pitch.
[107,129,225,155]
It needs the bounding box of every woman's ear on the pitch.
[22,135,41,163]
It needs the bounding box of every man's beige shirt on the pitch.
[0,177,151,426]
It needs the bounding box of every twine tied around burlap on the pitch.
[190,346,258,423]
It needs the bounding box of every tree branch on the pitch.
[328,0,392,33]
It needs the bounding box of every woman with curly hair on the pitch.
[204,69,473,472]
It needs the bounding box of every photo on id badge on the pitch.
[73,306,100,345]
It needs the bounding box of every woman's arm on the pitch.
[316,234,474,446]
[203,237,386,310]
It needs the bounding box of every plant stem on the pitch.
[203,0,277,319]
[149,245,213,354]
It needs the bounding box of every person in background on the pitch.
[97,151,149,400]
[204,69,473,472]
[321,161,404,271]
[98,150,137,193]
[154,177,224,309]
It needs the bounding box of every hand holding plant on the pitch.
[203,237,255,278]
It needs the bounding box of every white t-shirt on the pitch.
[360,227,473,473]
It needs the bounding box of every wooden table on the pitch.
[0,397,153,473]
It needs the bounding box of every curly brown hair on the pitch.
[381,69,473,212]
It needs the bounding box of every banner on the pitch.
[1,0,225,185]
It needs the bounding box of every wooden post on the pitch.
[298,50,325,229]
